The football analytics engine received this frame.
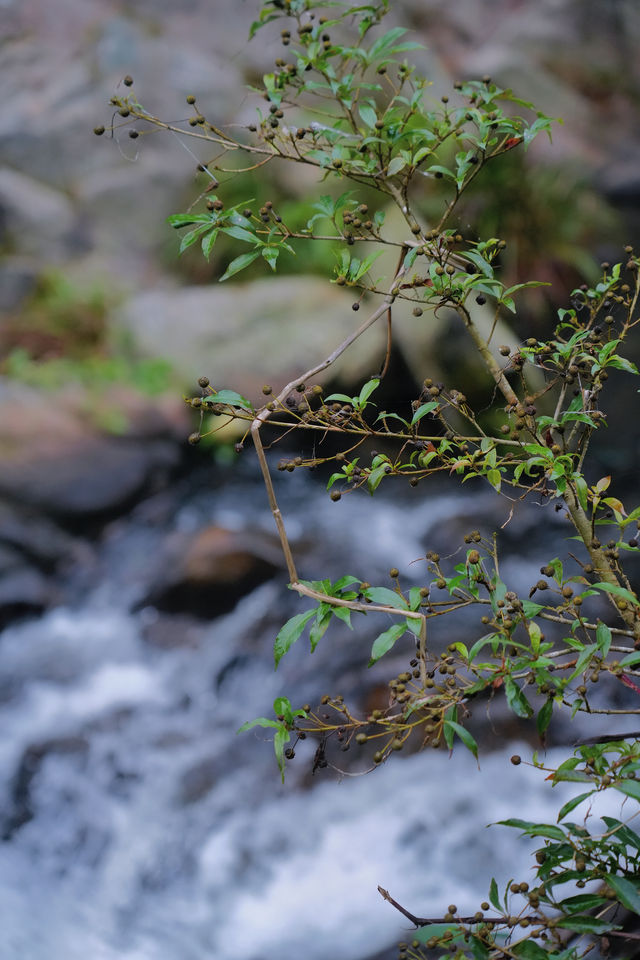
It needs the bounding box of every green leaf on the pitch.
[369,622,406,665]
[367,463,389,494]
[363,587,409,609]
[413,923,463,946]
[359,102,378,129]
[558,916,620,934]
[537,699,553,736]
[274,609,317,667]
[237,716,280,733]
[486,468,502,492]
[387,156,406,176]
[202,229,219,260]
[411,401,438,425]
[428,164,454,180]
[219,250,261,281]
[512,942,549,960]
[332,605,353,628]
[324,392,354,404]
[274,724,290,783]
[602,817,640,852]
[409,586,422,611]
[168,213,212,227]
[469,936,489,960]
[273,695,295,724]
[354,250,384,281]
[357,377,380,407]
[596,621,612,655]
[522,600,544,618]
[604,874,640,913]
[557,790,595,822]
[558,893,608,914]
[204,389,254,412]
[498,819,566,841]
[221,224,257,244]
[248,12,279,38]
[331,575,361,592]
[504,676,534,718]
[567,643,598,682]
[620,650,640,667]
[309,604,332,652]
[592,582,639,606]
[369,26,412,59]
[615,779,640,803]
[326,471,346,491]
[488,877,501,912]
[463,250,494,278]
[443,720,479,761]
[179,225,209,253]
[375,411,409,428]
[607,355,639,374]
[467,633,499,663]
[261,245,280,271]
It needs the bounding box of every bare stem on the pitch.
[250,264,408,586]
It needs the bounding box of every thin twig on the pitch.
[250,263,408,587]
[377,886,482,927]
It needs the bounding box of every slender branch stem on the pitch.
[250,263,408,586]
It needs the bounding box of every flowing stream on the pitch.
[0,463,626,960]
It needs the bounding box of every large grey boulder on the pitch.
[117,276,391,397]
[0,380,189,528]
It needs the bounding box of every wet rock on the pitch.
[3,735,89,839]
[117,277,389,398]
[0,502,78,572]
[141,525,281,619]
[0,496,87,630]
[0,381,188,529]
[177,754,220,805]
[141,613,203,649]
[0,567,53,631]
[0,257,38,311]
[0,435,175,527]
[0,511,80,630]
[0,168,81,261]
